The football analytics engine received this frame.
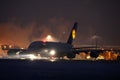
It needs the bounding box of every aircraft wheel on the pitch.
[67,53,75,59]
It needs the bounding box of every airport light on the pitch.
[46,35,52,41]
[9,45,12,48]
[86,55,91,59]
[3,45,7,49]
[42,34,58,42]
[47,35,52,40]
[21,48,24,49]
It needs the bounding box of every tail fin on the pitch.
[67,22,78,44]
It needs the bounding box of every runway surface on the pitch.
[0,59,120,80]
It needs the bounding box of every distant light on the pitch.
[46,35,54,41]
[101,48,104,50]
[4,45,7,49]
[86,55,91,59]
[21,48,24,49]
[47,35,52,40]
[42,34,58,42]
[42,40,47,45]
[9,45,12,48]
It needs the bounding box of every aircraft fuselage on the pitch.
[25,41,73,57]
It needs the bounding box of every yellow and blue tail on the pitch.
[67,22,78,44]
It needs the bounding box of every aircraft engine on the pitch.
[90,51,99,58]
[7,49,23,55]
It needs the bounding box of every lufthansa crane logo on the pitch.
[72,29,76,39]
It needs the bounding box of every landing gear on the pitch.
[90,51,99,58]
[117,56,120,61]
[67,53,75,59]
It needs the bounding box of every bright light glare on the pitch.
[50,50,56,55]
[47,35,52,39]
[46,35,53,41]
[86,55,91,59]
[42,34,59,42]
[28,54,36,60]
[97,55,104,60]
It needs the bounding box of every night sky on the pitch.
[0,0,120,48]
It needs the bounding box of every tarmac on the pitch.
[0,59,120,80]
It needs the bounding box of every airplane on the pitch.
[7,22,104,59]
